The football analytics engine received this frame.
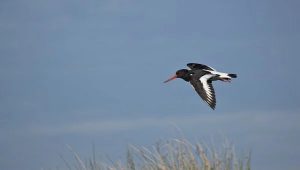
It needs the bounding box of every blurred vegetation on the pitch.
[59,138,250,170]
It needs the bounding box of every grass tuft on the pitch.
[60,138,250,170]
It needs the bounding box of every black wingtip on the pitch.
[228,74,237,78]
[187,63,196,67]
[206,101,216,110]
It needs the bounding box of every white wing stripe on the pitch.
[200,74,214,99]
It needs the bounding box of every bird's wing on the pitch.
[190,74,216,109]
[187,63,216,71]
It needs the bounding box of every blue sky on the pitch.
[1,0,300,169]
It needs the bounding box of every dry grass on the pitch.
[60,138,250,170]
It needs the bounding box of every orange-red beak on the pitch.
[164,75,177,83]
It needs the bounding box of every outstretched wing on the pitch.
[187,63,215,71]
[189,74,216,109]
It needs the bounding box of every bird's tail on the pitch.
[228,73,237,78]
[218,73,237,82]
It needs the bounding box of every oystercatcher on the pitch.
[164,63,237,110]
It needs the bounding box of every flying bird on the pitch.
[164,63,237,110]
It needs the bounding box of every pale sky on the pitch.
[1,0,300,169]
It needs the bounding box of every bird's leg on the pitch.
[220,78,231,82]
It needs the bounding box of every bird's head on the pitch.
[164,69,190,83]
